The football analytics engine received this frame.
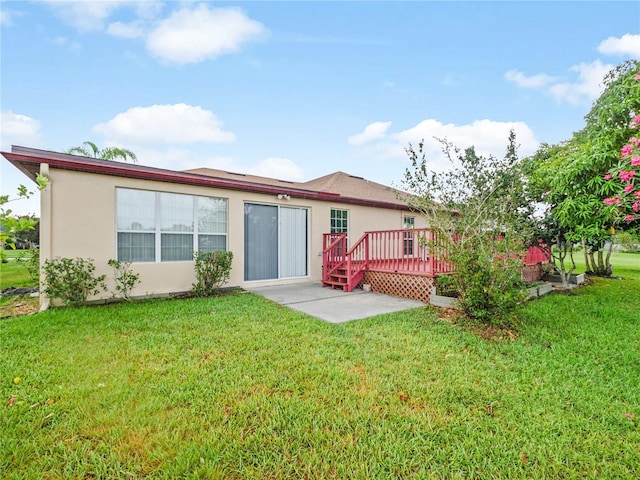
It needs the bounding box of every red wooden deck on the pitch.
[322,229,550,292]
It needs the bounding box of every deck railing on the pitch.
[322,228,456,289]
[322,233,348,282]
[323,229,549,291]
[364,228,454,276]
[523,242,550,264]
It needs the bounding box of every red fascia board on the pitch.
[2,151,411,211]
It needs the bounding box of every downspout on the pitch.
[39,163,51,311]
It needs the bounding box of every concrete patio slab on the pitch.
[247,281,424,323]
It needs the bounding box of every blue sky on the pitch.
[2,0,639,215]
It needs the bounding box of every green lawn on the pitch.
[2,265,639,478]
[1,250,33,260]
[572,250,640,273]
[0,259,36,290]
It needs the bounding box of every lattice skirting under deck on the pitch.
[522,263,544,283]
[359,271,434,303]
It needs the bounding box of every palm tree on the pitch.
[66,141,137,163]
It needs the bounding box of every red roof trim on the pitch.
[2,148,411,211]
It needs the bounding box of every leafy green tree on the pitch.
[600,66,640,226]
[403,131,532,323]
[527,143,580,289]
[0,175,48,261]
[66,141,137,163]
[529,60,640,276]
[14,215,39,248]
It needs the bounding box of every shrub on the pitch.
[24,248,40,284]
[434,274,457,297]
[450,237,529,323]
[107,259,140,301]
[192,251,233,297]
[42,257,106,307]
[403,131,535,323]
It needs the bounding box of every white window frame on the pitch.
[330,208,349,235]
[403,216,415,256]
[116,188,228,263]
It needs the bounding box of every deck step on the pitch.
[322,279,348,290]
[329,273,348,279]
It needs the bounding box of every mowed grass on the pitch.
[0,260,35,290]
[1,268,639,478]
[572,250,640,273]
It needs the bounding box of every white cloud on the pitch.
[146,4,267,64]
[0,9,22,26]
[394,119,538,167]
[131,149,304,183]
[120,146,209,171]
[598,33,640,58]
[505,33,636,106]
[94,104,236,145]
[202,156,305,182]
[248,157,305,181]
[348,121,392,146]
[0,111,42,151]
[42,3,267,65]
[106,21,145,39]
[505,70,557,88]
[132,1,164,20]
[53,36,82,53]
[548,60,612,106]
[43,0,133,31]
[0,110,44,215]
[505,60,612,106]
[350,118,539,172]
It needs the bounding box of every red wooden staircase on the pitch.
[322,229,449,292]
[321,233,366,291]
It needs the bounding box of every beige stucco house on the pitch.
[3,146,426,305]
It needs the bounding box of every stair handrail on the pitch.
[344,232,370,289]
[322,233,347,282]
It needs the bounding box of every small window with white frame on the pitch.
[330,208,348,255]
[403,216,415,255]
[330,208,348,235]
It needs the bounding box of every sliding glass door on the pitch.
[244,203,308,281]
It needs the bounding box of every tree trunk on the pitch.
[589,240,613,277]
[556,238,570,290]
[605,241,614,276]
[582,239,592,273]
[588,251,597,275]
[597,250,604,273]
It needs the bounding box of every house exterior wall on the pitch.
[42,167,424,302]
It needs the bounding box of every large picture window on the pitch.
[116,188,227,262]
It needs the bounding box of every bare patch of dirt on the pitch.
[1,295,40,318]
[435,307,519,342]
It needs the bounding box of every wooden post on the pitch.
[429,229,435,275]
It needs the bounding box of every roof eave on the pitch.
[2,148,411,211]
